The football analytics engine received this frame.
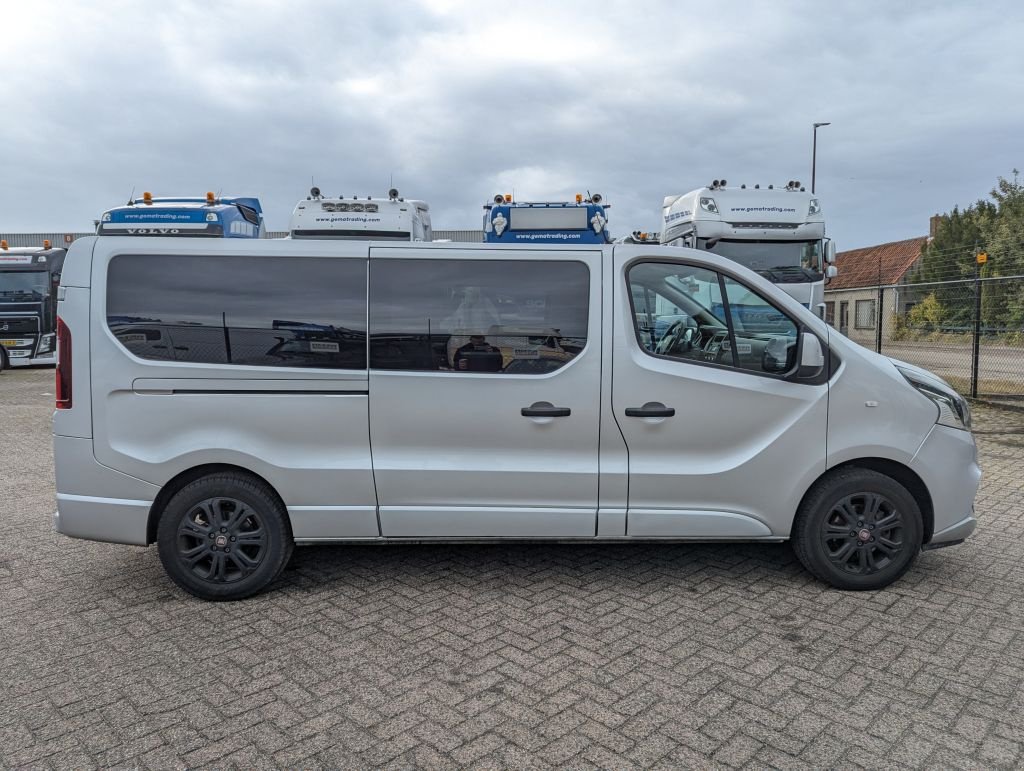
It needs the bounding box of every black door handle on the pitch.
[625,403,675,418]
[522,401,571,417]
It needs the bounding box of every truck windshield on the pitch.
[699,239,822,282]
[0,270,49,300]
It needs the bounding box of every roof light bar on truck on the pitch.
[98,191,266,238]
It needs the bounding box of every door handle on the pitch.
[625,403,675,418]
[521,401,571,418]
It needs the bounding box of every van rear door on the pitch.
[368,247,602,537]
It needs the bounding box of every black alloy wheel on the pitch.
[793,468,923,590]
[820,492,906,575]
[157,473,292,601]
[175,497,268,584]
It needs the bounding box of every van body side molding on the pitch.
[627,509,773,538]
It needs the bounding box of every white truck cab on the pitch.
[662,180,836,315]
[53,236,979,600]
[289,187,432,241]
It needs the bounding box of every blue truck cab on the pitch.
[98,192,266,238]
[483,193,611,244]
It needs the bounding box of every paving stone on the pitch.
[2,368,1023,767]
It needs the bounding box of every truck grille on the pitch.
[0,316,40,335]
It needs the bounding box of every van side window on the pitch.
[370,259,589,374]
[719,275,799,374]
[628,262,799,375]
[106,254,367,369]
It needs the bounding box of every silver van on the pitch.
[53,237,980,600]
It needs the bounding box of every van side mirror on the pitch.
[797,333,825,379]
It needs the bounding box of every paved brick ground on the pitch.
[2,366,1023,769]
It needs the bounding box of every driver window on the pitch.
[628,263,733,366]
[628,262,800,376]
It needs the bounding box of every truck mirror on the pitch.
[826,240,837,264]
[825,265,838,280]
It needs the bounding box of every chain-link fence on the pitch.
[826,275,1024,397]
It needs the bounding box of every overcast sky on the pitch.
[2,0,1021,249]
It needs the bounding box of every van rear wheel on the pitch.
[156,473,292,601]
[792,468,922,590]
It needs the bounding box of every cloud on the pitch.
[0,0,1022,249]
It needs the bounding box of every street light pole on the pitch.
[812,122,831,194]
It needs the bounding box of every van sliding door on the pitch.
[367,248,602,537]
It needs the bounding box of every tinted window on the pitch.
[628,262,799,375]
[107,254,366,368]
[370,259,588,373]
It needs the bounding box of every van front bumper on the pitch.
[924,512,977,548]
[910,424,981,546]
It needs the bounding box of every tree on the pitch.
[916,170,1023,334]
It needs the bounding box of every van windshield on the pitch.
[0,270,48,301]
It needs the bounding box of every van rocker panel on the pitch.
[378,507,597,538]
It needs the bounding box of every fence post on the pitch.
[875,284,884,354]
[971,261,981,398]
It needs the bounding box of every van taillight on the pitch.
[56,317,72,409]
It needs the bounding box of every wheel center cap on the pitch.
[215,534,229,548]
[858,528,871,542]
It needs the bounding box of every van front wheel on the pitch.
[156,473,293,601]
[792,468,923,590]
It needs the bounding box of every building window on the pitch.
[369,259,589,374]
[107,254,367,368]
[824,301,835,325]
[855,299,876,329]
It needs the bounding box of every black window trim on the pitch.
[624,256,825,383]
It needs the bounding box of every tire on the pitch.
[792,468,923,590]
[156,473,293,601]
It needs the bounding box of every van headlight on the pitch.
[897,367,971,431]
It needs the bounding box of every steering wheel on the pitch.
[655,319,697,355]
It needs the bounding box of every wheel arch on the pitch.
[795,458,934,544]
[146,463,291,545]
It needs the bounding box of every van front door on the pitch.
[368,248,602,537]
[612,255,828,538]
